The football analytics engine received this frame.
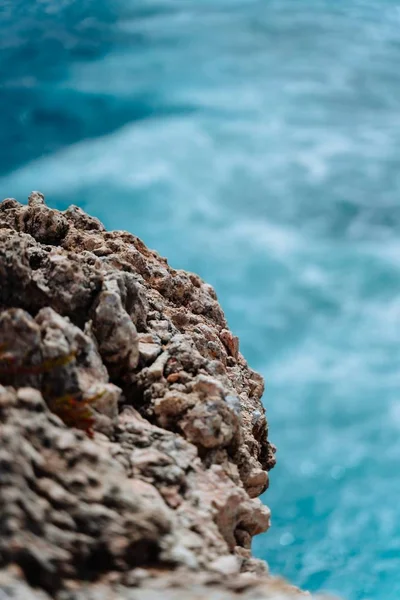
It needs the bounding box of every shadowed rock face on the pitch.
[0,193,306,600]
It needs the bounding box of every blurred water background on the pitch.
[2,1,400,598]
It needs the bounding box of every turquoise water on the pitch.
[2,1,400,598]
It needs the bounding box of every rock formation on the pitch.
[0,193,308,599]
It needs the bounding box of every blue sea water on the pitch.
[2,1,400,598]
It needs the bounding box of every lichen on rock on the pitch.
[0,192,305,600]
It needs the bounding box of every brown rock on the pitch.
[0,193,310,600]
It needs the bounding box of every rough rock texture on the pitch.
[0,566,314,600]
[0,193,311,599]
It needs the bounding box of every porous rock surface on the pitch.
[0,193,304,599]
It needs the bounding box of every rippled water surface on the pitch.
[2,2,400,598]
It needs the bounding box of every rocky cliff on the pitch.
[0,193,307,599]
